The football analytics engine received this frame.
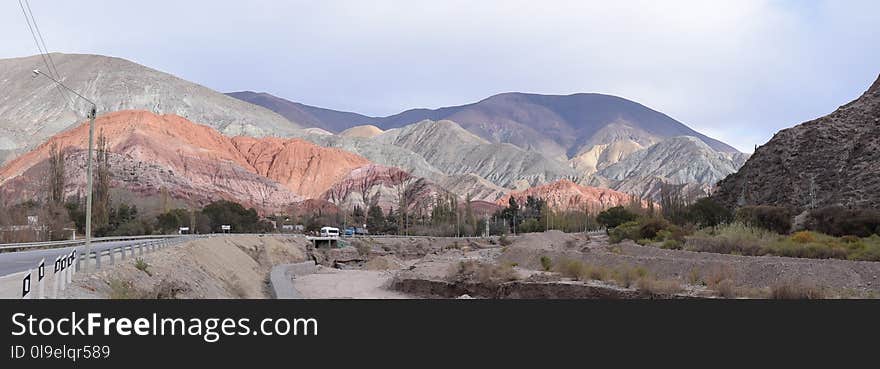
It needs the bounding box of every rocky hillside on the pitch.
[497,179,646,212]
[374,120,578,189]
[713,75,880,211]
[593,136,749,198]
[0,54,301,165]
[0,111,370,212]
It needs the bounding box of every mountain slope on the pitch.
[713,74,880,211]
[228,91,374,133]
[0,54,302,164]
[0,111,371,212]
[597,136,747,187]
[374,120,578,189]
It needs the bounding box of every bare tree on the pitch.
[388,170,417,235]
[354,165,379,224]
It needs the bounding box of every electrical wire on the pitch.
[18,0,74,109]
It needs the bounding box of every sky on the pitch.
[1,0,878,153]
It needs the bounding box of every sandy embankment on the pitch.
[63,235,310,299]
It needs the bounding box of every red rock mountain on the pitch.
[0,110,371,212]
[497,179,648,212]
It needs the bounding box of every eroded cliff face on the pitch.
[231,136,370,198]
[713,75,880,211]
[496,179,648,212]
[0,110,373,212]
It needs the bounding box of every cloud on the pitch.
[1,0,878,152]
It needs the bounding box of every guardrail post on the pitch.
[21,269,32,299]
[59,257,67,292]
[53,257,60,298]
[66,252,73,285]
[109,247,115,265]
[139,243,144,256]
[94,251,101,270]
[37,259,45,299]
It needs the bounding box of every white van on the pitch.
[320,227,340,238]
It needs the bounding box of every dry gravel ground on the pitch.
[292,267,412,299]
[12,231,878,299]
[496,231,880,296]
[60,235,309,299]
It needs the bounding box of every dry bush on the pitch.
[770,281,825,299]
[712,279,737,298]
[636,277,684,295]
[555,259,585,279]
[108,279,147,299]
[585,265,609,281]
[611,268,639,288]
[447,260,518,287]
[352,240,372,256]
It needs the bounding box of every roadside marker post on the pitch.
[53,257,60,298]
[59,256,67,292]
[21,269,31,299]
[67,251,75,284]
[37,259,45,299]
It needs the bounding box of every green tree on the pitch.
[597,206,638,228]
[366,204,385,233]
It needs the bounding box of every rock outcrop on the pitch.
[713,74,880,211]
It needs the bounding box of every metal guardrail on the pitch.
[0,234,185,251]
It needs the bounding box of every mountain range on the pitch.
[0,53,749,214]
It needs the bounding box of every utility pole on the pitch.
[32,69,97,272]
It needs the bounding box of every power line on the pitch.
[18,0,74,109]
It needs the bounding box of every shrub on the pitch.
[807,206,880,237]
[661,239,683,250]
[686,198,733,227]
[609,221,642,243]
[685,223,775,256]
[790,231,817,244]
[735,205,793,234]
[556,259,586,279]
[585,265,609,281]
[540,256,553,271]
[638,218,672,240]
[134,258,151,277]
[597,206,638,228]
[636,277,683,295]
[447,260,518,287]
[611,267,639,288]
[712,279,737,298]
[770,281,825,299]
[108,279,145,299]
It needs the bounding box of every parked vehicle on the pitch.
[320,227,340,238]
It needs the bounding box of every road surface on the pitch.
[0,239,157,277]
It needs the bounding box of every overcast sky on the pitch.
[2,0,878,153]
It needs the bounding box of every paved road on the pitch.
[0,239,159,277]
